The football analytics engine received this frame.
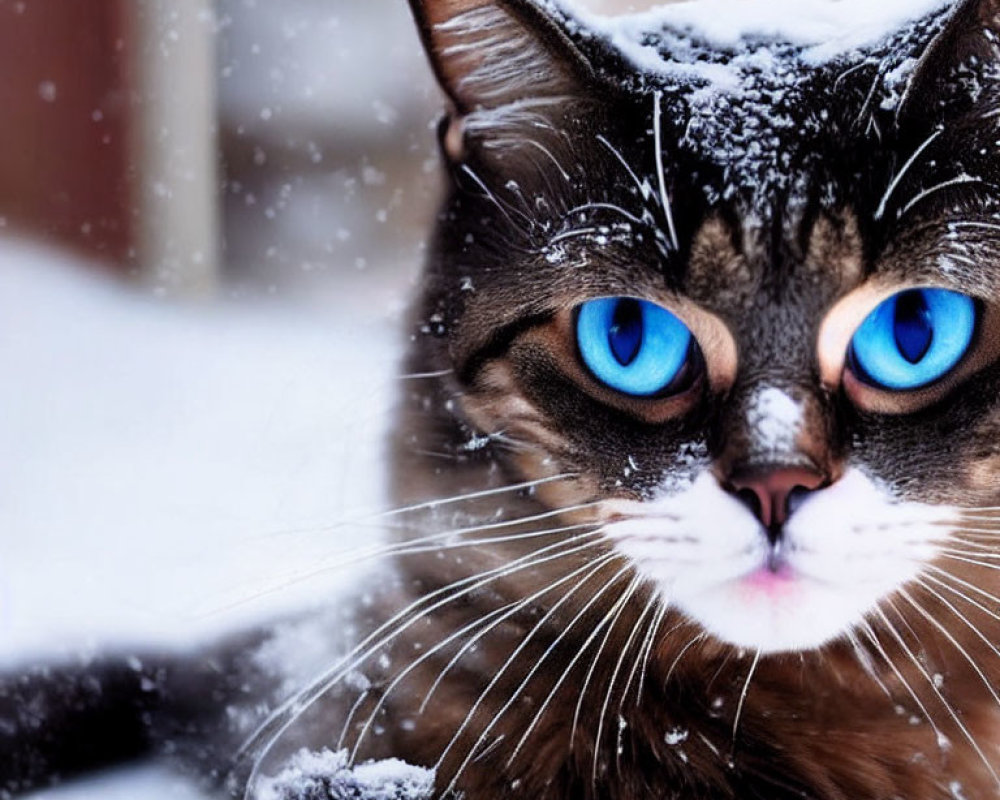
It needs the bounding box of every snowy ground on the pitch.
[1,238,408,798]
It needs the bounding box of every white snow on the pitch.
[0,239,403,663]
[257,748,434,800]
[563,0,955,69]
[1,238,408,798]
[22,765,212,800]
[746,387,803,453]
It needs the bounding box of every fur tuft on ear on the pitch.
[407,0,593,116]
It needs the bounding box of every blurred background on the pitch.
[0,0,658,795]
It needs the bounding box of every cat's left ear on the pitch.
[407,0,594,158]
[898,0,1000,121]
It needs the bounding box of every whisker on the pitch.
[238,534,604,797]
[594,582,656,779]
[950,221,1000,235]
[844,630,892,698]
[441,561,634,795]
[939,553,1000,572]
[417,551,620,716]
[873,127,941,220]
[924,577,1000,631]
[460,164,532,230]
[732,649,762,745]
[652,90,680,251]
[564,202,646,227]
[398,369,455,381]
[917,575,1000,629]
[926,566,1000,612]
[337,597,522,753]
[246,473,583,547]
[348,549,619,762]
[660,633,701,687]
[596,134,653,202]
[521,138,572,182]
[590,578,639,787]
[368,473,582,522]
[632,598,669,709]
[213,517,600,617]
[899,174,990,220]
[550,226,600,245]
[945,544,1000,557]
[877,603,998,784]
[570,576,639,751]
[858,619,946,748]
[944,525,1000,534]
[512,574,642,763]
[899,586,1000,709]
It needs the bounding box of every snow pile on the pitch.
[257,749,435,800]
[546,0,958,209]
[562,0,955,69]
[0,237,400,662]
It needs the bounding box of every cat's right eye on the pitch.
[847,288,977,391]
[575,297,698,397]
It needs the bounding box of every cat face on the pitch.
[405,0,1000,654]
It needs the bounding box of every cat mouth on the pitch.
[600,470,951,654]
[675,552,868,654]
[739,556,799,597]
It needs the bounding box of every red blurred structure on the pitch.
[0,1,136,267]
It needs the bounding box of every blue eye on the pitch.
[576,297,694,396]
[848,288,976,391]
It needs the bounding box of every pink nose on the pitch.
[728,467,825,530]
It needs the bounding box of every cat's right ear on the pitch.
[407,0,594,160]
[897,0,1000,122]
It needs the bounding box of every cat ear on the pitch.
[407,0,594,155]
[898,0,1000,121]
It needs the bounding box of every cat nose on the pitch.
[726,466,826,534]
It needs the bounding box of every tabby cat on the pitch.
[6,0,1000,798]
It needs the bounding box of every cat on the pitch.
[6,0,1000,797]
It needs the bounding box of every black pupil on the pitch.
[894,290,933,364]
[609,299,644,366]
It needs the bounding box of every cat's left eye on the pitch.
[847,288,977,391]
[575,297,697,397]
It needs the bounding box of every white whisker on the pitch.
[441,561,634,794]
[564,202,646,227]
[632,598,669,708]
[877,604,999,784]
[239,534,604,797]
[419,551,619,716]
[940,553,1000,572]
[845,630,892,698]
[859,619,945,747]
[900,586,1000,708]
[593,581,653,779]
[926,566,1000,612]
[510,574,640,763]
[653,90,679,251]
[349,549,618,761]
[873,127,942,221]
[899,174,988,220]
[596,134,652,202]
[732,649,762,744]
